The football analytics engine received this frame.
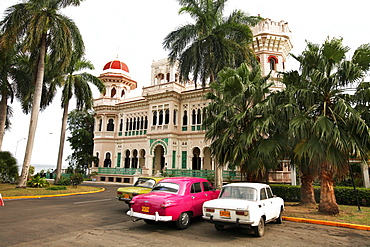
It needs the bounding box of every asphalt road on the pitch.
[1,183,369,247]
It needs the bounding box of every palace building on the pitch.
[92,19,294,184]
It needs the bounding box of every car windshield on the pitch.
[152,182,180,194]
[219,186,257,201]
[134,178,156,188]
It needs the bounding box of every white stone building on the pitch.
[92,19,293,184]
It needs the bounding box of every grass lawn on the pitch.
[0,183,103,197]
[284,202,370,226]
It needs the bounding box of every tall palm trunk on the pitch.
[300,173,316,205]
[318,161,339,214]
[17,36,46,188]
[55,101,69,183]
[0,93,8,151]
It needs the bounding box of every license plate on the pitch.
[124,194,130,199]
[220,210,230,218]
[142,206,150,213]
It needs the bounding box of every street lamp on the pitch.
[15,138,26,158]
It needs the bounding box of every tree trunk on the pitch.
[318,161,339,214]
[55,102,69,184]
[17,36,46,188]
[300,173,316,206]
[214,164,223,190]
[0,93,8,151]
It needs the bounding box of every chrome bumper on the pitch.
[127,208,172,222]
[203,215,254,225]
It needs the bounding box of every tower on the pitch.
[250,18,293,91]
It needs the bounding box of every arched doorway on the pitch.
[203,147,212,170]
[104,152,111,167]
[132,149,138,168]
[124,150,130,168]
[153,145,165,173]
[139,149,146,168]
[192,147,201,170]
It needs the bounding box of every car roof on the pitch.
[159,177,209,183]
[137,177,164,182]
[223,182,269,190]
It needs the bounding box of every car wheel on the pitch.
[276,208,283,224]
[176,212,190,230]
[252,217,265,237]
[214,224,224,231]
[144,219,155,225]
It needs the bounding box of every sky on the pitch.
[1,0,370,173]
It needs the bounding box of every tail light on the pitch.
[117,192,122,195]
[205,208,215,212]
[236,210,249,216]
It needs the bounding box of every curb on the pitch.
[282,216,370,231]
[3,188,105,200]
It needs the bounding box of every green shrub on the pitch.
[70,173,84,186]
[27,175,50,188]
[55,176,71,186]
[46,186,67,190]
[270,184,370,206]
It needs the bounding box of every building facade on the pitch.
[92,19,293,184]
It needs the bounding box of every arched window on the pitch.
[173,110,177,125]
[197,109,201,124]
[126,119,129,131]
[133,117,136,130]
[165,109,170,124]
[159,110,163,125]
[153,111,157,125]
[111,87,116,97]
[140,116,144,129]
[144,116,148,129]
[268,56,278,71]
[119,119,123,131]
[121,89,125,98]
[107,119,114,131]
[98,119,102,131]
[183,110,188,126]
[129,118,133,130]
[192,110,196,125]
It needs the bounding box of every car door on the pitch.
[202,181,217,200]
[266,186,281,218]
[260,187,274,221]
[190,182,204,216]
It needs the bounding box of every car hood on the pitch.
[117,187,151,194]
[203,198,254,210]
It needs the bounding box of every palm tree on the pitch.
[203,63,273,188]
[163,0,261,88]
[0,34,15,150]
[55,56,105,184]
[0,0,85,188]
[284,38,370,214]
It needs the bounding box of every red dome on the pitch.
[103,60,129,73]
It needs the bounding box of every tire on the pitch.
[176,212,191,230]
[252,217,265,237]
[276,208,283,224]
[214,224,224,231]
[144,219,155,225]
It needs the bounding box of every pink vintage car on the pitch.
[127,177,220,229]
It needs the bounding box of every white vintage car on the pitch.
[202,183,284,237]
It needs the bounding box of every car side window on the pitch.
[260,188,267,200]
[191,182,202,193]
[202,182,212,191]
[266,187,274,198]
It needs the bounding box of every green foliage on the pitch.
[55,176,71,186]
[0,151,19,183]
[27,175,50,188]
[66,110,97,174]
[270,184,370,207]
[163,0,262,87]
[70,173,84,187]
[46,186,67,190]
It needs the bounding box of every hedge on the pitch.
[270,184,370,207]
